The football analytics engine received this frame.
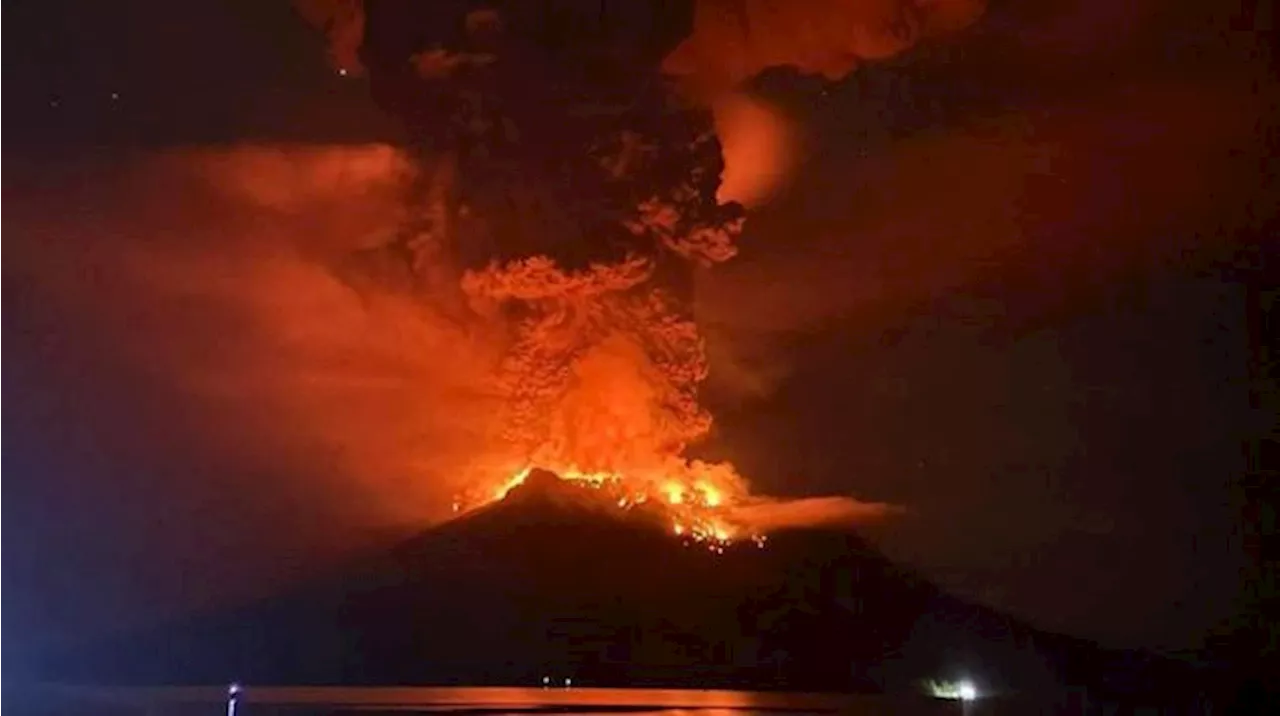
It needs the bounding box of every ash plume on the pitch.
[296,1,986,206]
[295,1,987,89]
[284,0,989,530]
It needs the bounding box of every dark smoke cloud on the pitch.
[295,0,987,85]
[293,1,987,208]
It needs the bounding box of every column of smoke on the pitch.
[296,0,985,529]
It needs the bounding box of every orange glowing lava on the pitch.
[453,464,766,551]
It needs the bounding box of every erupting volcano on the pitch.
[451,242,760,546]
[450,200,757,545]
[27,4,1246,706]
[461,466,760,551]
[54,454,1184,700]
[287,0,991,539]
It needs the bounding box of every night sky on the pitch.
[5,0,1275,667]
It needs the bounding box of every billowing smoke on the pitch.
[280,0,989,531]
[294,0,985,205]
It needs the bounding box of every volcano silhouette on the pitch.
[51,471,1200,702]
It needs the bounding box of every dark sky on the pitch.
[4,0,1275,665]
[5,0,395,146]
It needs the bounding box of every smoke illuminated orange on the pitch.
[443,172,763,548]
[282,0,968,543]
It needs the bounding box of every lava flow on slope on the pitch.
[454,466,766,553]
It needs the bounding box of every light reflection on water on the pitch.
[17,685,964,716]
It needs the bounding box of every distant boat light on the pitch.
[925,678,980,701]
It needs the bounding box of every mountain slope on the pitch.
[50,472,1203,704]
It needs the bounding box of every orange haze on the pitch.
[9,146,501,529]
[8,146,898,545]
